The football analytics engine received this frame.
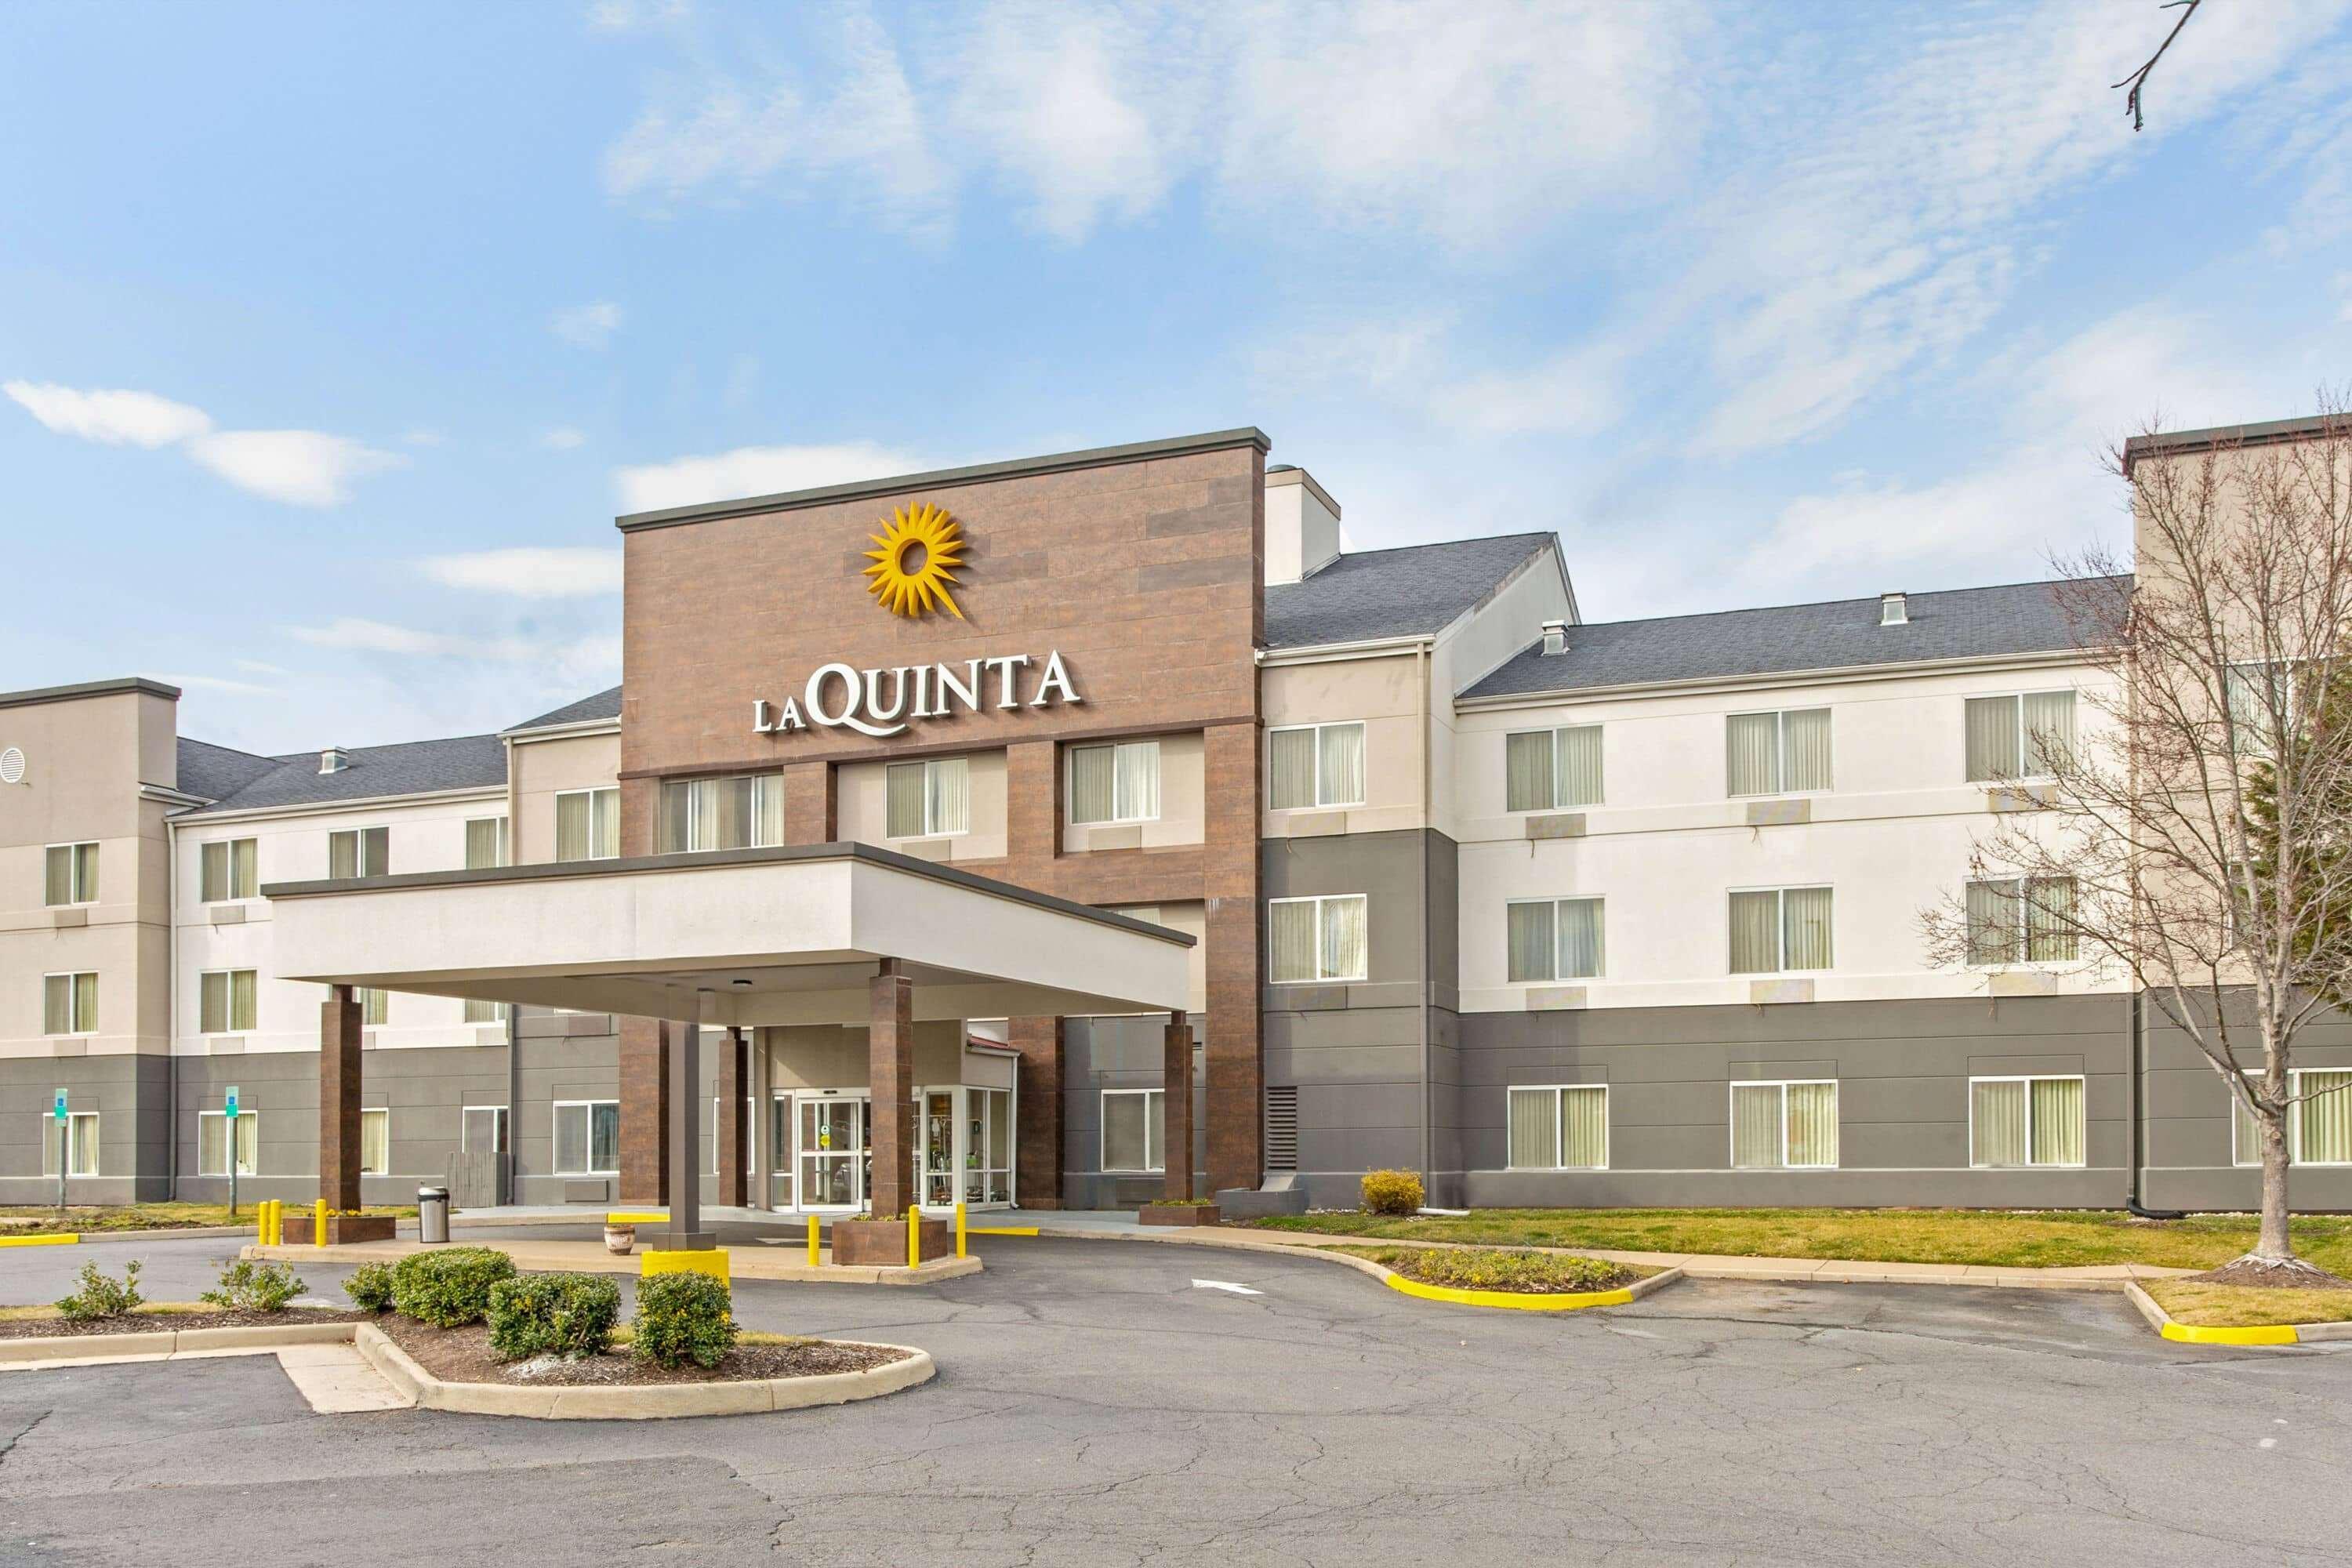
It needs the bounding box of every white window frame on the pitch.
[1268,721,1368,811]
[1965,689,2078,782]
[1067,740,1160,826]
[464,815,510,870]
[660,773,785,853]
[555,787,621,862]
[884,757,970,839]
[709,1097,756,1175]
[198,968,259,1035]
[1268,893,1369,984]
[360,1107,390,1176]
[1963,877,2078,967]
[1728,1080,1839,1170]
[1726,885,1834,975]
[42,1111,101,1178]
[1966,1075,2087,1169]
[1505,1083,1610,1171]
[554,1098,620,1175]
[199,837,260,902]
[2233,1069,2352,1168]
[1503,724,1604,812]
[45,840,99,906]
[198,1109,260,1177]
[1726,709,1831,797]
[43,971,97,1036]
[327,824,390,879]
[461,1104,510,1155]
[1100,1087,1165,1173]
[1504,896,1606,982]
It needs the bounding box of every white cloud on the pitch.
[4,381,212,446]
[550,301,624,348]
[613,440,924,514]
[586,0,685,31]
[1436,343,1626,437]
[234,659,290,676]
[185,430,405,507]
[161,672,278,695]
[283,617,619,674]
[419,546,622,597]
[541,426,587,450]
[401,428,446,447]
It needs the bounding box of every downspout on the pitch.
[1417,640,1432,1197]
[2127,988,2184,1220]
[165,813,179,1202]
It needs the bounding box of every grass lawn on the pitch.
[2148,1279,2352,1327]
[1337,1245,1650,1294]
[0,1202,413,1236]
[0,1301,223,1323]
[1242,1207,2352,1275]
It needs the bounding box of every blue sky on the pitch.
[6,0,2351,754]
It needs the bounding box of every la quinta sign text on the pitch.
[753,652,1081,740]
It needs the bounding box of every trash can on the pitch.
[417,1185,450,1245]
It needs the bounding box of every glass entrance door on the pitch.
[913,1086,1017,1212]
[798,1096,869,1210]
[920,1091,956,1209]
[768,1094,793,1209]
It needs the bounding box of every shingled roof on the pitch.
[510,684,622,731]
[1264,532,1559,650]
[1462,575,2130,700]
[173,737,280,803]
[173,732,510,815]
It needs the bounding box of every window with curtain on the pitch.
[1269,722,1368,810]
[200,837,259,901]
[1730,1080,1838,1168]
[43,842,98,906]
[358,987,388,1026]
[555,1100,620,1174]
[555,788,619,862]
[463,997,510,1024]
[43,971,97,1035]
[360,1109,390,1175]
[327,826,389,879]
[464,816,510,869]
[1728,887,1832,974]
[1504,725,1602,811]
[198,1111,258,1176]
[1965,877,2077,964]
[1102,1088,1165,1172]
[2224,661,2295,757]
[1269,895,1369,983]
[1726,710,1831,797]
[1069,741,1160,825]
[661,773,786,852]
[886,757,971,837]
[1969,1076,2085,1167]
[1507,1084,1608,1170]
[199,970,258,1034]
[1506,898,1605,982]
[2239,1069,2352,1166]
[1965,691,2077,781]
[41,1112,100,1178]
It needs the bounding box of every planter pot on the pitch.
[1138,1203,1221,1227]
[280,1213,398,1245]
[829,1217,951,1267]
[604,1225,637,1255]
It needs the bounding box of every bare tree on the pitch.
[1922,406,2352,1282]
[2112,0,2201,132]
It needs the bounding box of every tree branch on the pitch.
[2112,0,2202,133]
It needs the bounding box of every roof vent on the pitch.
[1879,592,1907,627]
[1541,619,1569,656]
[318,746,349,775]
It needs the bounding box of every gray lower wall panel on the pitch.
[1061,1013,1207,1210]
[0,1053,172,1202]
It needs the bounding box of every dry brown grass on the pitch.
[2147,1280,2352,1327]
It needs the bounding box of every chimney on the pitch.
[1263,465,1342,586]
[1541,619,1568,656]
[1879,591,1907,626]
[319,746,349,775]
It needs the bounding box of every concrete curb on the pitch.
[353,1323,934,1419]
[2122,1281,2352,1347]
[0,1233,79,1248]
[0,1312,358,1367]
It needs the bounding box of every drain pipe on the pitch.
[2126,989,2185,1221]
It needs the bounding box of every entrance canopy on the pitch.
[263,840,1194,1022]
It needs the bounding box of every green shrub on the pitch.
[344,1261,398,1312]
[1359,1169,1425,1217]
[202,1258,306,1312]
[630,1271,738,1369]
[1364,1246,1637,1294]
[56,1259,144,1321]
[390,1247,516,1327]
[487,1272,620,1361]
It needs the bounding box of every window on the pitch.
[2234,1069,2352,1167]
[358,987,388,1026]
[1965,691,2075,781]
[1269,894,1369,983]
[199,969,258,1034]
[360,1109,390,1175]
[1069,741,1159,826]
[463,997,510,1025]
[327,826,389,879]
[199,837,258,902]
[555,1100,620,1174]
[886,757,970,837]
[659,773,785,852]
[1504,725,1602,812]
[1726,709,1831,796]
[1506,898,1605,982]
[708,1098,756,1174]
[464,816,510,869]
[1507,1085,1608,1170]
[40,1112,100,1178]
[44,842,97,906]
[1727,887,1832,973]
[198,1110,258,1176]
[43,971,97,1035]
[1964,877,2078,964]
[1102,1088,1164,1173]
[555,787,620,862]
[2225,661,2294,757]
[1730,1080,1838,1169]
[461,1105,510,1155]
[1270,722,1368,810]
[1970,1076,2085,1167]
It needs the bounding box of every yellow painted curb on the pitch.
[1383,1272,1636,1312]
[967,1225,1040,1237]
[2158,1319,2302,1346]
[640,1247,729,1282]
[606,1212,666,1225]
[0,1232,78,1248]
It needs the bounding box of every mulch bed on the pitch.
[2193,1258,2352,1290]
[1359,1246,1649,1294]
[0,1308,368,1341]
[375,1315,910,1387]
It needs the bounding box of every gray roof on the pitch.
[1462,575,2131,700]
[174,738,280,803]
[510,684,622,731]
[1264,532,1557,650]
[176,732,509,815]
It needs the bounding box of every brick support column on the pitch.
[318,985,362,1210]
[868,960,914,1219]
[1163,1011,1195,1203]
[717,1027,748,1208]
[783,760,837,845]
[1203,720,1264,1196]
[619,1016,670,1203]
[1007,1015,1064,1209]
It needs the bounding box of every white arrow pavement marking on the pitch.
[1192,1279,1263,1296]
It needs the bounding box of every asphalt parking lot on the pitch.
[4,1232,2349,1566]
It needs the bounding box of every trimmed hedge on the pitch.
[1359,1169,1424,1217]
[487,1272,620,1361]
[344,1261,398,1312]
[631,1271,739,1369]
[391,1247,516,1327]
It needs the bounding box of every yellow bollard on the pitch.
[256,1200,267,1245]
[314,1197,328,1245]
[807,1214,820,1268]
[263,1199,277,1246]
[956,1201,967,1259]
[273,1199,283,1246]
[906,1207,920,1268]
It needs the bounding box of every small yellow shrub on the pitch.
[1360,1169,1424,1216]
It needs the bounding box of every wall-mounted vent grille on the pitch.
[1264,1085,1299,1171]
[0,746,23,785]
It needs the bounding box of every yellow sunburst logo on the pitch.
[861,502,967,620]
